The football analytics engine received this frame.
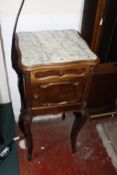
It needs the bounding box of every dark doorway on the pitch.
[81,0,117,63]
[97,0,117,63]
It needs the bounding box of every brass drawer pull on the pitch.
[59,72,63,76]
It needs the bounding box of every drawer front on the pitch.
[30,66,89,84]
[31,78,87,107]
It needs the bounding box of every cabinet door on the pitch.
[30,67,89,108]
[31,79,86,107]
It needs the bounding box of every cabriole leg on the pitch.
[19,111,33,161]
[71,104,89,154]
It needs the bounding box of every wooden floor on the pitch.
[17,114,117,175]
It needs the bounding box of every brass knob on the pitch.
[59,71,63,76]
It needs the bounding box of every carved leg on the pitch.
[24,113,33,161]
[71,104,89,154]
[19,111,33,161]
[17,74,33,160]
[18,74,26,142]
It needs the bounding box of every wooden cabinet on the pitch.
[11,0,99,160]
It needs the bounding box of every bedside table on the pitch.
[11,0,99,160]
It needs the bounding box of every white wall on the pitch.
[0,0,84,16]
[0,34,10,104]
[0,0,85,121]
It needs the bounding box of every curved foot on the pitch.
[71,104,89,154]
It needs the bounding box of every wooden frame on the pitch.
[81,0,107,53]
[91,0,107,53]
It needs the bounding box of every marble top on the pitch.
[17,30,97,66]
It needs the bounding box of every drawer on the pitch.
[30,66,89,84]
[31,77,87,107]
